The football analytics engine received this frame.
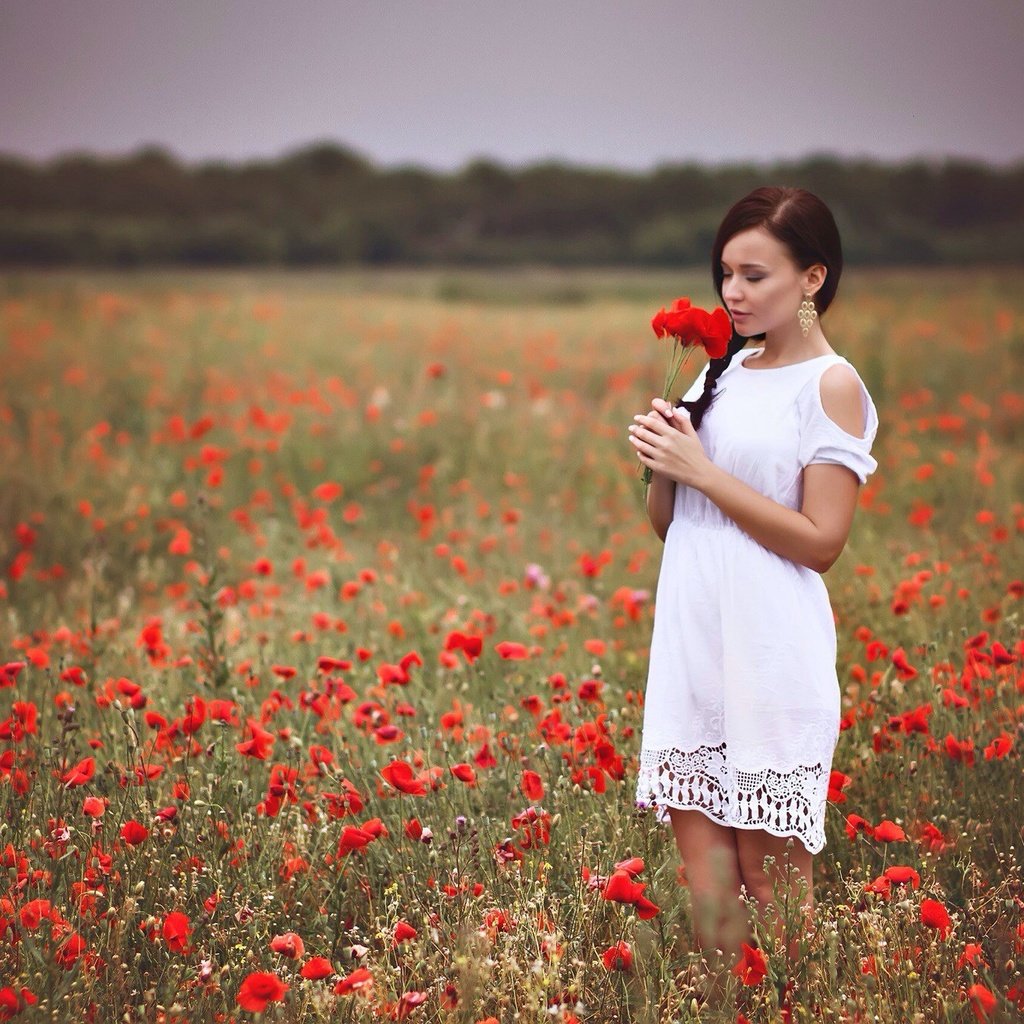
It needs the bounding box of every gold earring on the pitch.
[798,293,817,337]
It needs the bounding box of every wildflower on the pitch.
[334,967,374,996]
[601,941,633,972]
[520,769,544,801]
[984,731,1012,759]
[943,733,975,766]
[873,820,906,842]
[236,718,276,760]
[920,897,953,939]
[967,983,997,1020]
[120,820,149,846]
[61,756,95,788]
[82,796,106,817]
[883,865,921,889]
[162,912,191,954]
[957,943,986,970]
[236,971,289,1012]
[844,814,874,840]
[300,956,334,979]
[495,640,529,660]
[270,932,305,959]
[827,770,851,803]
[381,760,428,796]
[450,763,477,786]
[732,943,768,986]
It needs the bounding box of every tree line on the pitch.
[1,142,1022,267]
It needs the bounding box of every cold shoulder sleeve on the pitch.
[797,361,879,484]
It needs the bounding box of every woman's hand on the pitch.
[628,397,712,489]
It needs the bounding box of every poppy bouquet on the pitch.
[641,297,732,489]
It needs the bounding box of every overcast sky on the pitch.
[2,0,1022,170]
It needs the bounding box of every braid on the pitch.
[678,331,749,430]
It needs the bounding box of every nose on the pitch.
[722,275,743,304]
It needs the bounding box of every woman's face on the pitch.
[719,226,821,338]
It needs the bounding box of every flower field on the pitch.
[1,266,1022,1022]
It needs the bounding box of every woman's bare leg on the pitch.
[735,829,814,965]
[667,808,752,996]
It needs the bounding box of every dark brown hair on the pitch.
[680,186,843,429]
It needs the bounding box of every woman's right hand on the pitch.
[650,396,687,430]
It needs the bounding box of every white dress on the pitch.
[634,346,879,855]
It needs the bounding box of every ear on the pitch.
[802,263,827,297]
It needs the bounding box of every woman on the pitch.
[628,187,879,986]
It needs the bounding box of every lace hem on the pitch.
[635,743,830,855]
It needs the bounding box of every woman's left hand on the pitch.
[628,402,712,489]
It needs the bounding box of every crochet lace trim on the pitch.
[635,743,830,855]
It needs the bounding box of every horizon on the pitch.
[3,140,1021,176]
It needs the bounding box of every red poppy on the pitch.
[920,898,952,938]
[300,956,335,979]
[236,718,276,760]
[601,941,633,972]
[827,770,851,803]
[381,760,428,796]
[236,971,289,1012]
[312,481,343,502]
[120,820,149,846]
[495,640,529,660]
[337,826,375,856]
[732,942,768,986]
[967,983,996,1020]
[392,990,428,1019]
[0,662,26,687]
[651,297,732,359]
[958,943,986,970]
[444,630,483,663]
[18,899,55,930]
[872,820,906,842]
[82,796,106,817]
[634,894,661,920]
[334,966,373,995]
[270,932,305,959]
[520,769,544,801]
[845,814,875,840]
[450,763,476,785]
[54,933,87,969]
[61,756,95,788]
[393,920,417,945]
[984,732,1013,759]
[883,865,920,889]
[0,986,37,1016]
[614,856,645,876]
[602,869,643,904]
[891,647,918,679]
[944,733,975,766]
[162,911,191,954]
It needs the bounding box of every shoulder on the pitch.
[814,361,867,435]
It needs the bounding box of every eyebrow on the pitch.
[721,262,767,270]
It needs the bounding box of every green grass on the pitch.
[0,266,1022,1022]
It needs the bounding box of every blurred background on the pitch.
[2,0,1023,269]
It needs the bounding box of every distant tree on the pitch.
[0,144,1021,266]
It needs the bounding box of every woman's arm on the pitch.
[645,469,675,542]
[641,397,680,542]
[629,368,867,573]
[695,461,859,572]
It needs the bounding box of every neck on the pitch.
[759,322,828,361]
